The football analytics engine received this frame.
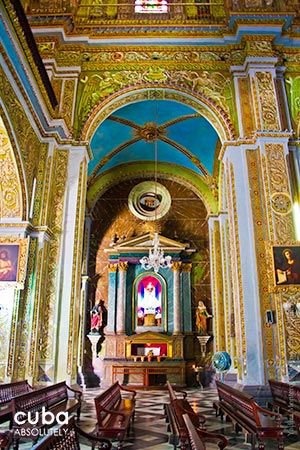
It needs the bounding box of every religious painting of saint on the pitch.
[0,244,19,282]
[273,246,300,286]
[136,275,162,327]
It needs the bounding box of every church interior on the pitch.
[0,0,300,448]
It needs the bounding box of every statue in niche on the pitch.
[137,275,162,327]
[90,299,107,334]
[196,301,212,335]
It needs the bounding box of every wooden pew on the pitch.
[93,381,136,450]
[11,382,82,450]
[0,380,32,425]
[216,381,284,450]
[165,381,206,449]
[268,380,290,414]
[183,414,228,450]
[31,416,112,449]
[166,381,206,428]
[269,379,300,434]
[0,431,12,450]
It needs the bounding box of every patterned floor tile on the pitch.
[2,387,300,449]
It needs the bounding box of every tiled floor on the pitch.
[3,387,300,449]
[79,387,300,449]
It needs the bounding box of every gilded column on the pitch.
[78,215,92,380]
[288,145,300,239]
[36,149,69,384]
[208,217,225,352]
[106,263,118,334]
[219,213,233,354]
[77,274,89,388]
[181,263,192,333]
[116,262,128,335]
[231,44,296,380]
[172,262,182,335]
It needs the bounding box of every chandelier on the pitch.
[139,100,172,273]
[140,232,172,273]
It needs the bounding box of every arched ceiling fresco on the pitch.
[89,99,220,179]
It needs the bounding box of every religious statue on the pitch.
[137,276,162,327]
[196,301,212,335]
[90,299,106,334]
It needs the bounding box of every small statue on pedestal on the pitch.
[196,300,212,335]
[90,299,106,334]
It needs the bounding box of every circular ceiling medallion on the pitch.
[128,181,171,221]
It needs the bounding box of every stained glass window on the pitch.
[135,0,168,14]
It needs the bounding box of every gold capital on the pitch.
[172,261,182,271]
[181,263,192,273]
[108,263,118,272]
[118,261,128,271]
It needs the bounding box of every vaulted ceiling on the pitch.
[89,99,220,179]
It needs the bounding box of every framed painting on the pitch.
[0,244,19,282]
[272,246,300,286]
[133,273,166,331]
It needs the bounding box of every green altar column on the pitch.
[181,263,192,332]
[106,263,118,333]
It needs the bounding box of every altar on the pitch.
[101,233,195,387]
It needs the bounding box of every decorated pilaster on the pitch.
[219,213,235,357]
[172,261,182,335]
[116,262,128,335]
[56,147,88,383]
[229,37,296,382]
[32,147,69,384]
[106,263,118,334]
[208,217,225,352]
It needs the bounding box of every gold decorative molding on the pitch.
[265,143,295,242]
[255,72,280,131]
[246,150,277,379]
[60,79,76,133]
[40,150,69,363]
[280,290,300,360]
[0,117,22,219]
[271,192,292,215]
[81,83,235,142]
[68,158,88,378]
[13,238,37,379]
[6,289,19,378]
[225,162,246,363]
[243,35,275,57]
[0,66,47,217]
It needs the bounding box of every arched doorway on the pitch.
[82,95,222,386]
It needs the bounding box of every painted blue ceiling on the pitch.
[89,99,219,177]
[100,141,202,174]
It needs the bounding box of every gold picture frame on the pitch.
[0,237,29,287]
[272,245,300,287]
